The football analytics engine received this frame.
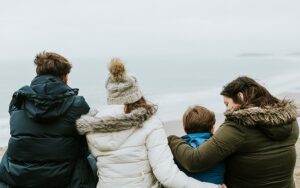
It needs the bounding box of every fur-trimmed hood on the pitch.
[224,100,298,127]
[224,100,299,140]
[76,106,155,135]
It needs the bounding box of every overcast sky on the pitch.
[0,0,300,62]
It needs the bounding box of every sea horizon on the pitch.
[1,56,300,145]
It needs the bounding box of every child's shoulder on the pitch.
[143,115,163,130]
[96,105,124,117]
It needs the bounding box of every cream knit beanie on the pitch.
[105,58,143,104]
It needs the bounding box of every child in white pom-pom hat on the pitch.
[76,58,225,188]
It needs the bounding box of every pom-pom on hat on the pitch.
[105,58,143,105]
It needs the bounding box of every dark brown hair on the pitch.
[124,97,157,114]
[34,51,72,78]
[183,106,215,134]
[220,76,280,109]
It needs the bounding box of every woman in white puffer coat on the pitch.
[76,58,223,188]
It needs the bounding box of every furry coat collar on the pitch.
[76,107,154,135]
[224,100,298,127]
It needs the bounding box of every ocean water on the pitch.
[1,56,300,145]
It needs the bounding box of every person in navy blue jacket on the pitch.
[178,105,225,185]
[0,52,97,188]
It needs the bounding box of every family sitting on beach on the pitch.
[0,52,298,188]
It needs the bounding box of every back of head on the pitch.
[34,51,72,78]
[220,76,280,109]
[183,106,215,134]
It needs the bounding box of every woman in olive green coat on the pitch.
[168,76,299,188]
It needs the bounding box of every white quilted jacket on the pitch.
[77,105,219,188]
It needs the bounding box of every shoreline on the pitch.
[0,91,299,153]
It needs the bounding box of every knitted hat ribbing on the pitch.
[105,58,143,105]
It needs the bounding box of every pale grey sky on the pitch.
[0,0,300,61]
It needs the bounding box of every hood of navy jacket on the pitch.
[9,75,79,122]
